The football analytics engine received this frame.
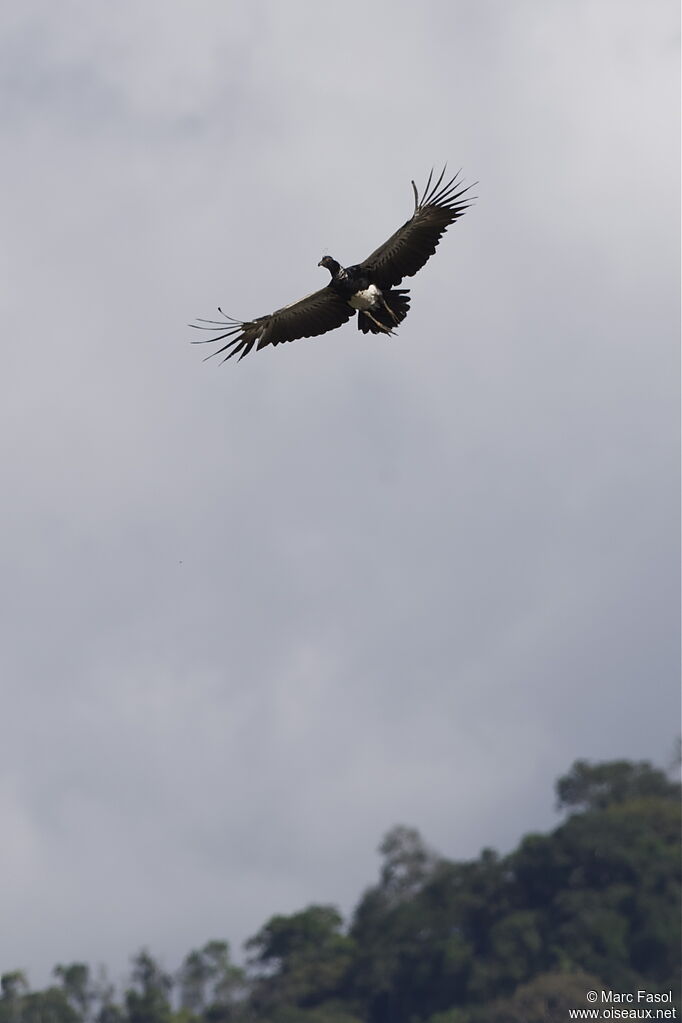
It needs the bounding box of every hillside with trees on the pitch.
[3,758,680,1023]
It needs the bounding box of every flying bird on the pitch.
[192,167,473,362]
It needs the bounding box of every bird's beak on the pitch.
[317,260,324,267]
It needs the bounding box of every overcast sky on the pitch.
[1,0,679,991]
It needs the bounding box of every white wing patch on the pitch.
[349,284,382,310]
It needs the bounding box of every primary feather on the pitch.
[192,289,353,362]
[361,168,472,287]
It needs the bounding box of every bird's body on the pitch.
[318,258,411,335]
[347,284,381,311]
[192,167,473,362]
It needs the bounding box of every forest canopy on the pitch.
[4,757,680,1023]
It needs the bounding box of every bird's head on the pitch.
[318,255,340,276]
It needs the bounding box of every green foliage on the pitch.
[513,789,681,995]
[377,826,439,903]
[53,964,92,1020]
[1,974,29,1002]
[249,1004,363,1023]
[555,758,681,813]
[246,906,355,1016]
[0,973,84,1023]
[177,941,244,1017]
[124,952,173,1023]
[1,757,679,1023]
[2,988,81,1023]
[451,970,607,1023]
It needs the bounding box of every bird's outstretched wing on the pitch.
[191,286,354,362]
[362,168,474,288]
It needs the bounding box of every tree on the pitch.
[246,906,354,1016]
[177,941,244,1019]
[124,952,172,1023]
[177,951,209,1014]
[377,826,439,904]
[514,781,681,995]
[0,755,677,1023]
[18,989,81,1023]
[0,975,28,1003]
[53,964,92,1021]
[0,974,29,1023]
[0,975,81,1023]
[349,833,479,1022]
[91,967,124,1023]
[434,970,607,1023]
[348,762,681,1022]
[556,758,681,814]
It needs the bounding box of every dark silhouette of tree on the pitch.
[555,758,681,813]
[54,964,92,1021]
[177,941,244,1021]
[124,952,172,1023]
[246,906,355,1018]
[1,756,678,1023]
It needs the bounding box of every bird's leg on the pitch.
[380,297,401,325]
[364,310,394,334]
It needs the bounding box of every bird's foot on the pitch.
[365,310,394,334]
[381,298,400,325]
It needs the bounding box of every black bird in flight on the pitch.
[192,167,473,362]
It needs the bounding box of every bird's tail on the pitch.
[357,289,411,335]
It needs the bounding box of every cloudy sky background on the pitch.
[1,0,679,989]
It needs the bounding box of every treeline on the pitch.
[3,758,680,1023]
